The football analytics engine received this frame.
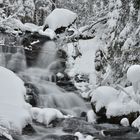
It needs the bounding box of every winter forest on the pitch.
[0,0,140,140]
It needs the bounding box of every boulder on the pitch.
[60,118,98,135]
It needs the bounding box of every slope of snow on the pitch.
[44,8,77,31]
[0,67,31,134]
[31,107,64,126]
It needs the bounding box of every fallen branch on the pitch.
[81,17,107,33]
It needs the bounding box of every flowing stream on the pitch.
[0,41,139,140]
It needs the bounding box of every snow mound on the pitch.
[0,66,31,134]
[106,99,140,118]
[120,118,129,127]
[44,8,77,31]
[127,65,140,83]
[31,107,64,126]
[132,116,140,131]
[91,86,119,112]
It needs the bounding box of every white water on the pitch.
[18,41,87,116]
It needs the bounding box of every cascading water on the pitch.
[18,40,87,117]
[0,40,88,140]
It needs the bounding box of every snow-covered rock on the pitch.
[31,107,64,126]
[91,86,119,112]
[74,132,84,140]
[127,65,140,83]
[38,28,56,39]
[106,99,140,118]
[74,132,94,140]
[44,8,77,31]
[0,66,31,134]
[91,86,140,123]
[0,18,24,33]
[23,23,42,32]
[120,118,129,127]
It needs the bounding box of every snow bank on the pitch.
[0,67,31,134]
[31,107,64,126]
[44,8,77,31]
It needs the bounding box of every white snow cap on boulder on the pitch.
[31,107,64,126]
[44,8,77,31]
[91,86,118,112]
[0,66,31,134]
[120,118,129,127]
[127,65,140,83]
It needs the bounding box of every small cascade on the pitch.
[0,38,88,117]
[36,41,58,68]
[0,45,27,72]
[18,40,88,117]
[19,67,87,116]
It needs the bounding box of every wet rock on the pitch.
[101,127,138,137]
[60,117,98,135]
[56,73,77,91]
[0,135,11,140]
[22,124,36,135]
[60,135,78,140]
[24,82,39,107]
[42,134,78,140]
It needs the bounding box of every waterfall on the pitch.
[18,40,87,117]
[36,41,58,68]
[0,45,27,73]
